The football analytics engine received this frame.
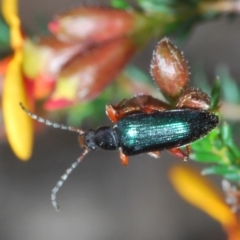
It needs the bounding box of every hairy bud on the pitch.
[150,38,189,99]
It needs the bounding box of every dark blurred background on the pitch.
[1,0,240,240]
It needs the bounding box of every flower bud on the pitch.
[150,37,189,99]
[48,7,141,44]
[177,88,210,110]
[44,37,136,110]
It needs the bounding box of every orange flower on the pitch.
[169,165,240,240]
[1,0,33,160]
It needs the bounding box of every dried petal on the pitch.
[150,37,189,99]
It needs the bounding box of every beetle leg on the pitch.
[168,146,190,161]
[140,105,165,114]
[148,151,161,158]
[106,105,118,123]
[186,145,190,156]
[136,95,170,113]
[106,95,170,122]
[106,102,139,122]
[119,149,129,166]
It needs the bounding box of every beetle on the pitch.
[20,90,218,210]
[19,38,219,210]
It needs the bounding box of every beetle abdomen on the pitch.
[116,109,219,156]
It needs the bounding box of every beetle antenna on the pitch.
[51,148,90,211]
[19,102,84,134]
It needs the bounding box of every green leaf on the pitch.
[219,122,240,160]
[202,165,229,175]
[210,77,221,110]
[202,165,240,182]
[136,0,174,13]
[220,122,232,143]
[217,66,240,103]
[211,138,224,151]
[0,16,10,51]
[191,128,221,152]
[191,137,214,152]
[136,0,201,13]
[190,151,224,163]
[111,0,130,9]
[225,148,239,164]
[224,173,240,182]
[227,140,240,160]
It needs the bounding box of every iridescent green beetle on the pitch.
[20,38,219,210]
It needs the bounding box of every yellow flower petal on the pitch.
[2,50,33,160]
[169,165,237,227]
[2,0,23,49]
